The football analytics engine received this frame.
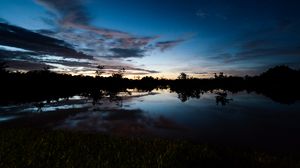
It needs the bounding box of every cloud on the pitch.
[196,9,209,18]
[212,46,300,64]
[35,0,191,64]
[35,0,153,63]
[196,9,227,20]
[0,49,93,72]
[0,18,9,24]
[36,29,57,36]
[193,72,209,75]
[236,47,300,60]
[0,48,158,75]
[0,23,159,75]
[277,19,294,32]
[239,19,300,41]
[128,68,159,74]
[32,0,188,75]
[108,48,145,58]
[208,18,300,66]
[5,60,55,71]
[92,65,159,74]
[215,14,228,20]
[35,0,90,25]
[35,0,162,61]
[116,36,159,49]
[35,0,133,38]
[0,23,93,60]
[155,39,185,52]
[240,40,270,50]
[0,50,35,61]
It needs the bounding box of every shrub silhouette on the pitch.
[177,72,188,80]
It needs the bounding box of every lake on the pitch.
[1,88,300,152]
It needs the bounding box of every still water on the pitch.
[1,89,300,151]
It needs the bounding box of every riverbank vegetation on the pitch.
[1,128,299,168]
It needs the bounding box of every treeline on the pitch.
[1,65,300,104]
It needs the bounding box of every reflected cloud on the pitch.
[0,115,17,122]
[56,108,187,136]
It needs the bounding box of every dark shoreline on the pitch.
[1,65,300,105]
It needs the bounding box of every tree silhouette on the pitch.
[178,72,188,80]
[214,72,225,79]
[215,91,233,106]
[43,66,51,72]
[0,62,8,73]
[112,68,125,79]
[95,65,105,77]
[1,64,300,105]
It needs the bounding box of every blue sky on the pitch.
[1,0,300,78]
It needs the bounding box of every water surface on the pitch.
[1,89,300,151]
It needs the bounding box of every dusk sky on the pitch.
[1,0,300,78]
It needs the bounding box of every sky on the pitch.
[0,0,300,78]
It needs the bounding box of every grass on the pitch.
[0,128,299,168]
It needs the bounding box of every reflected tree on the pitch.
[34,102,44,113]
[173,88,204,102]
[215,91,233,106]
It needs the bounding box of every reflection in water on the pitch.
[0,116,16,122]
[171,88,204,102]
[34,102,44,113]
[215,91,233,106]
[1,88,300,151]
[56,109,186,136]
[172,88,234,106]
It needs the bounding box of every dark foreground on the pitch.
[0,129,299,168]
